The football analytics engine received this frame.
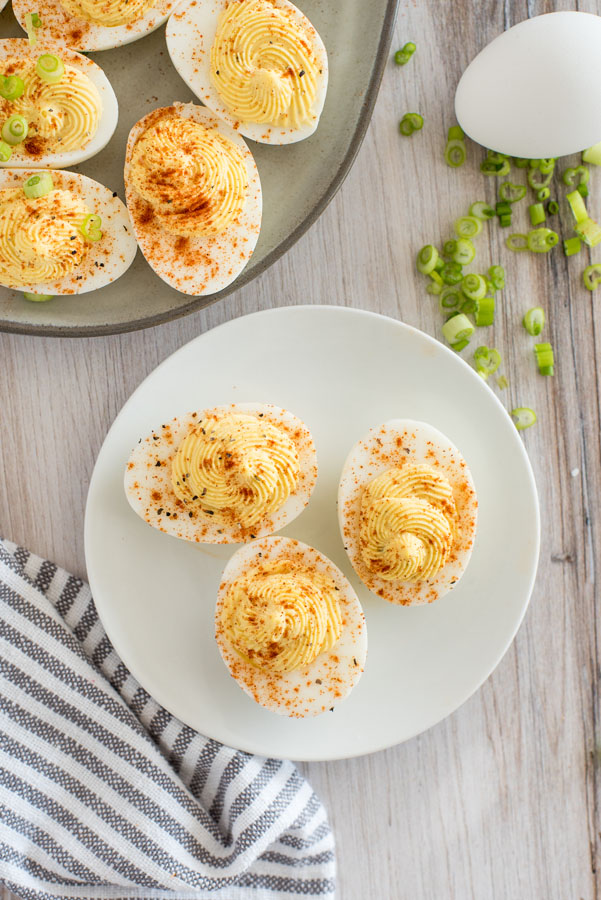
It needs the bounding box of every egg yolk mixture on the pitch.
[210,0,320,129]
[220,558,342,673]
[171,412,300,528]
[0,187,90,287]
[1,59,101,157]
[359,464,458,582]
[130,115,248,237]
[59,0,154,27]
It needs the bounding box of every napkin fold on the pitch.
[0,539,336,900]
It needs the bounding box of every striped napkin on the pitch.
[0,539,336,900]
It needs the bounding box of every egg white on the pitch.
[166,0,328,144]
[124,402,317,544]
[0,167,137,294]
[124,102,262,296]
[0,39,118,169]
[13,0,180,51]
[338,419,478,606]
[215,536,367,717]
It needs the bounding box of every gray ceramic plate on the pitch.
[0,0,398,336]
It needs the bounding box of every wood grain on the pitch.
[1,0,600,898]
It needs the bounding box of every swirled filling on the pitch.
[0,187,90,287]
[130,115,248,237]
[59,0,154,27]
[359,464,458,582]
[1,58,101,156]
[210,0,320,129]
[220,558,342,673]
[171,413,299,528]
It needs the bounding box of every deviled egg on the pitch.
[124,403,317,544]
[0,39,118,169]
[166,0,328,144]
[338,419,478,606]
[124,102,261,296]
[13,0,181,51]
[215,536,367,717]
[0,167,136,295]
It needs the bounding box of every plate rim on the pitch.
[0,0,400,338]
[84,304,541,761]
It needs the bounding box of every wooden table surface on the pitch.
[2,0,600,897]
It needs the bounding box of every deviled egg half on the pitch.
[338,419,478,606]
[0,39,118,169]
[13,0,181,51]
[216,536,367,717]
[0,168,136,295]
[125,403,317,544]
[166,0,328,144]
[124,102,262,295]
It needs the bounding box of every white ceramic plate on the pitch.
[85,306,540,761]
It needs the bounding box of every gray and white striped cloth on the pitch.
[0,539,336,900]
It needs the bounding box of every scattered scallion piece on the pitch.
[440,261,463,285]
[538,158,556,174]
[454,215,482,239]
[452,238,475,266]
[506,233,528,252]
[523,306,545,336]
[563,165,589,187]
[513,158,529,168]
[534,342,554,375]
[439,286,461,310]
[474,296,495,326]
[442,240,457,259]
[582,142,601,166]
[461,273,487,301]
[481,157,511,176]
[80,213,102,242]
[575,218,601,247]
[2,115,28,145]
[0,140,12,162]
[527,228,558,253]
[563,236,581,256]
[416,244,439,275]
[495,201,511,217]
[528,168,553,190]
[445,125,466,168]
[577,182,589,198]
[36,54,64,84]
[497,374,508,389]
[394,42,416,65]
[450,338,470,352]
[536,187,550,202]
[426,277,443,295]
[25,12,42,45]
[529,203,545,226]
[583,264,601,291]
[23,172,53,199]
[474,345,501,376]
[499,182,527,203]
[511,407,537,430]
[499,213,512,227]
[0,75,25,101]
[488,265,505,291]
[442,312,474,345]
[469,201,495,220]
[23,292,53,301]
[460,298,476,315]
[547,200,559,215]
[566,189,588,224]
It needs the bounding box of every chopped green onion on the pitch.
[499,182,527,203]
[474,345,501,376]
[36,54,64,84]
[495,201,511,217]
[25,12,42,45]
[80,213,103,242]
[394,42,416,65]
[497,374,508,389]
[440,261,463,285]
[582,142,601,166]
[547,200,559,215]
[416,244,439,275]
[469,201,495,220]
[481,158,511,177]
[452,238,475,266]
[444,126,466,168]
[513,158,529,168]
[583,264,601,291]
[450,338,470,352]
[528,168,553,190]
[0,75,25,101]
[536,187,550,202]
[538,158,556,174]
[454,215,482,238]
[563,236,581,256]
[566,189,588,224]
[439,286,461,310]
[488,265,505,291]
[2,115,28,145]
[448,126,464,141]
[529,203,545,226]
[461,273,487,302]
[576,218,601,247]
[577,182,589,198]
[523,306,545,336]
[534,342,554,375]
[23,172,54,199]
[0,140,12,162]
[527,228,558,253]
[399,112,423,136]
[442,312,474,345]
[506,233,528,252]
[511,407,537,430]
[474,296,495,326]
[23,291,53,301]
[442,239,457,259]
[499,213,512,227]
[460,298,476,315]
[563,165,589,187]
[426,276,443,295]
[433,256,444,272]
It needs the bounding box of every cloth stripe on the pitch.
[0,540,336,899]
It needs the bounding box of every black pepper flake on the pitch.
[259,413,264,417]
[206,510,214,515]
[70,235,76,240]
[152,435,159,440]
[299,69,305,77]
[155,461,161,467]
[112,191,118,197]
[99,262,104,267]
[75,275,82,280]
[250,533,256,539]
[166,512,171,517]
[201,488,207,496]
[329,707,334,712]
[157,507,163,514]
[192,495,198,500]
[353,658,358,666]
[188,511,193,518]
[70,250,77,255]
[404,447,411,454]
[315,678,322,685]
[334,586,339,591]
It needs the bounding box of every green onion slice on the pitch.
[450,338,470,352]
[445,138,466,168]
[566,190,588,224]
[511,407,537,430]
[394,42,416,65]
[23,172,54,199]
[25,12,42,45]
[439,286,461,310]
[523,306,545,335]
[582,142,601,166]
[2,114,28,145]
[460,298,476,315]
[481,158,511,177]
[469,200,495,220]
[534,342,554,375]
[575,218,601,248]
[547,200,559,215]
[474,296,495,326]
[452,238,475,266]
[23,291,53,301]
[538,158,556,174]
[499,213,512,227]
[426,277,443,296]
[461,273,487,302]
[487,265,505,291]
[583,264,601,291]
[474,345,501,375]
[529,203,545,226]
[527,168,553,190]
[577,182,589,198]
[36,54,64,84]
[454,215,482,239]
[440,261,463,285]
[0,140,12,162]
[506,233,528,252]
[513,158,529,168]
[80,213,103,242]
[442,239,457,259]
[563,165,589,187]
[442,312,474,345]
[499,182,527,203]
[0,75,25,101]
[527,228,558,253]
[416,244,439,275]
[399,112,423,136]
[563,236,581,256]
[536,187,550,202]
